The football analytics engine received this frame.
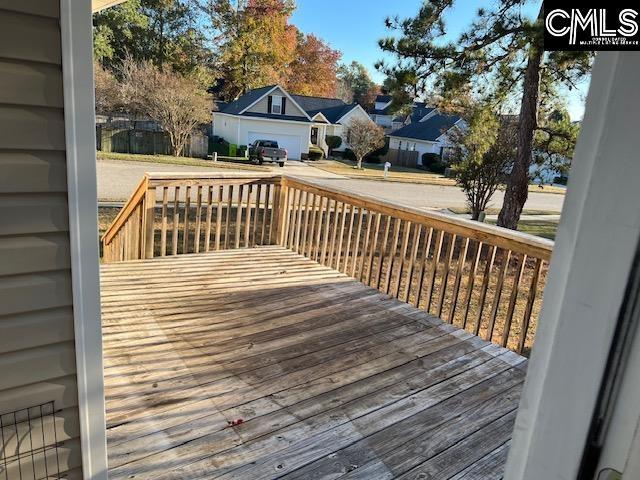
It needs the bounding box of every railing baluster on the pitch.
[425,230,445,313]
[364,212,381,285]
[486,249,512,342]
[160,187,168,257]
[461,241,483,329]
[357,210,373,282]
[182,185,191,254]
[414,227,433,308]
[436,233,457,319]
[204,186,213,252]
[342,204,356,274]
[402,223,422,303]
[314,196,327,262]
[350,207,365,277]
[474,245,497,336]
[225,185,233,249]
[249,183,264,247]
[448,236,470,324]
[383,218,402,295]
[244,184,253,248]
[502,254,527,347]
[285,189,302,250]
[215,185,223,250]
[320,198,333,264]
[335,203,349,271]
[328,201,343,269]
[172,186,180,255]
[194,186,203,253]
[235,184,244,249]
[260,183,269,245]
[374,215,391,290]
[294,189,305,252]
[518,258,543,353]
[393,220,412,298]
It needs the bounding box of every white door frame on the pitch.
[505,51,640,479]
[61,1,108,478]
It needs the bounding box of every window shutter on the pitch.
[282,97,287,115]
[267,96,273,113]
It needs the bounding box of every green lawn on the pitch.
[97,151,267,171]
[313,159,456,185]
[486,219,559,240]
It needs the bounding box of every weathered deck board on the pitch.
[100,246,526,479]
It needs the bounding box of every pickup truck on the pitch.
[248,140,287,167]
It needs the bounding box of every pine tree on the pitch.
[379,1,592,229]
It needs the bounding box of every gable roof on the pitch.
[290,94,360,124]
[215,86,361,124]
[219,85,277,115]
[411,103,436,122]
[375,94,392,103]
[390,113,462,142]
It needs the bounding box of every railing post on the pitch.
[274,178,288,246]
[143,180,156,259]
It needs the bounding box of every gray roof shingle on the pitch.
[390,114,461,142]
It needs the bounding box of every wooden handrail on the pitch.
[283,176,554,261]
[279,175,554,355]
[102,175,148,245]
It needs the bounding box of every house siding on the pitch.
[245,87,307,117]
[0,3,82,478]
[389,136,440,165]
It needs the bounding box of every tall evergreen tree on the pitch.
[379,1,592,229]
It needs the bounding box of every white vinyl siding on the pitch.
[0,2,82,477]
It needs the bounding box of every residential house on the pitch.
[387,112,465,167]
[369,94,394,130]
[213,85,372,160]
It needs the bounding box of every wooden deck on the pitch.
[100,246,527,479]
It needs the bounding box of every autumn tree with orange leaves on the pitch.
[286,33,341,98]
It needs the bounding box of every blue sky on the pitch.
[291,0,590,120]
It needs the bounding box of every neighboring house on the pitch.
[387,112,466,166]
[371,97,440,133]
[369,94,394,129]
[212,85,372,160]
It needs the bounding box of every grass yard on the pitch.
[315,158,567,195]
[313,159,456,185]
[97,151,268,171]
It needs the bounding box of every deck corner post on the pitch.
[143,181,156,259]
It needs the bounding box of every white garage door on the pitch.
[248,132,302,160]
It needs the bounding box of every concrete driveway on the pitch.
[97,158,565,213]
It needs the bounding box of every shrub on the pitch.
[428,161,447,174]
[237,145,248,157]
[343,148,356,161]
[210,137,230,156]
[228,143,237,157]
[366,137,390,163]
[421,152,440,168]
[325,135,342,155]
[308,145,324,161]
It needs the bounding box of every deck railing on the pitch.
[102,173,283,262]
[102,173,554,355]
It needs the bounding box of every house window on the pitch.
[271,95,283,115]
[398,140,402,149]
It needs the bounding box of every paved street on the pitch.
[97,158,565,213]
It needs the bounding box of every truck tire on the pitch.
[279,162,285,168]
[258,159,264,165]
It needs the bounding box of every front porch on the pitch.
[100,172,552,478]
[101,247,525,479]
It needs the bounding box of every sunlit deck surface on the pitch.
[100,246,527,479]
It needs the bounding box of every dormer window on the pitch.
[270,95,283,115]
